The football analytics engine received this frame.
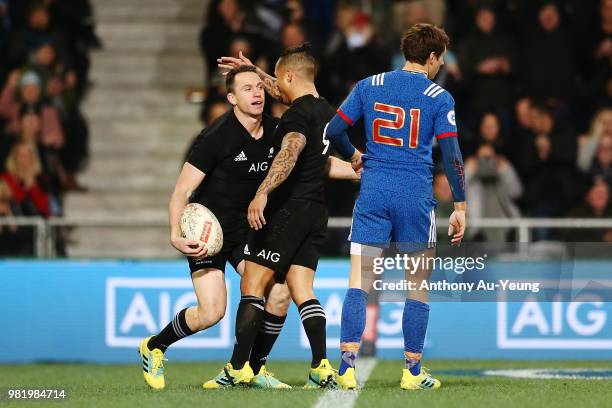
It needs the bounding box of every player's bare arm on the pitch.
[327,156,361,180]
[169,162,208,257]
[218,51,282,100]
[248,132,306,229]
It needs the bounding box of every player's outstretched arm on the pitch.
[438,136,467,244]
[248,132,306,229]
[217,51,282,100]
[169,162,208,257]
[326,156,361,180]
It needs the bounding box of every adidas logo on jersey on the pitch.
[371,73,385,86]
[244,244,250,255]
[268,147,274,158]
[423,83,445,98]
[234,151,248,161]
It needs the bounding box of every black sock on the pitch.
[230,296,265,369]
[249,311,286,374]
[147,308,195,352]
[298,299,327,368]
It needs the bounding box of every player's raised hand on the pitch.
[448,202,466,245]
[248,192,267,230]
[217,51,254,74]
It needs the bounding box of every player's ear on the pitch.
[227,92,237,106]
[428,52,437,64]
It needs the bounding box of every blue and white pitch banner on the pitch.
[1,260,612,363]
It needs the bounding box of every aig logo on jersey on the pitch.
[249,161,269,173]
[257,249,280,263]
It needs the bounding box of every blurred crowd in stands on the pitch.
[0,0,99,255]
[198,0,612,243]
[1,0,611,256]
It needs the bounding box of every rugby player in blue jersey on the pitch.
[325,23,467,390]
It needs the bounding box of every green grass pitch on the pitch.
[1,360,610,408]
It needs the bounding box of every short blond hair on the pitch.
[5,142,42,177]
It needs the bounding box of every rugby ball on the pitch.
[180,203,223,256]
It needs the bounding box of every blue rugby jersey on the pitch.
[337,70,458,199]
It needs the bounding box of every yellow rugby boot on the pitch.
[400,367,441,390]
[250,366,292,389]
[138,336,166,390]
[202,362,254,389]
[304,359,337,389]
[336,367,357,390]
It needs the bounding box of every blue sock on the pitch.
[339,288,368,375]
[402,299,430,376]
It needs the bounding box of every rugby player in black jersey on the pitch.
[138,65,293,390]
[139,64,358,390]
[211,44,345,389]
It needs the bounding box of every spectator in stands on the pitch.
[320,4,390,104]
[457,6,518,125]
[200,0,270,84]
[578,108,612,181]
[6,2,71,72]
[23,39,87,188]
[0,69,64,146]
[45,0,101,97]
[521,2,575,101]
[514,96,533,131]
[564,177,612,242]
[465,142,523,242]
[17,110,65,199]
[517,102,582,233]
[281,22,306,50]
[470,111,507,157]
[507,96,533,163]
[285,0,323,52]
[0,141,51,218]
[590,134,612,185]
[200,0,247,81]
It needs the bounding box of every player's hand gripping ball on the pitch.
[180,203,223,257]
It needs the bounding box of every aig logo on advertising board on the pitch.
[105,278,231,348]
[497,295,612,349]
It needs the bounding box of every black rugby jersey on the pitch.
[187,110,278,228]
[272,94,335,204]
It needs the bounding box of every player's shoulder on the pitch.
[198,110,235,141]
[283,94,329,119]
[421,79,454,105]
[361,70,395,89]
